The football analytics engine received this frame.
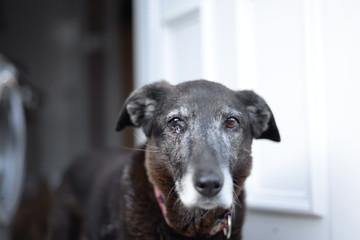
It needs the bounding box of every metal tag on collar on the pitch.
[223,214,232,239]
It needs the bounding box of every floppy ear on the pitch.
[115,81,172,136]
[237,90,281,142]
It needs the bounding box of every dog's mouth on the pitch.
[175,168,233,210]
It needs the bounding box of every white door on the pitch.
[133,1,360,240]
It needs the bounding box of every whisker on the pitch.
[241,148,252,154]
[119,146,160,153]
[196,209,210,222]
[166,185,177,200]
[232,191,242,208]
[232,182,241,189]
[145,143,160,150]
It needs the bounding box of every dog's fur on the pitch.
[49,80,280,240]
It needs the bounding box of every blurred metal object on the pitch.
[0,54,26,226]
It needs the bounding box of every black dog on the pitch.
[50,80,280,240]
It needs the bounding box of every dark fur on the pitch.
[50,80,280,240]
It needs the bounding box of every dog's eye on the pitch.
[168,117,184,133]
[225,117,238,129]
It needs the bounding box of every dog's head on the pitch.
[116,80,280,211]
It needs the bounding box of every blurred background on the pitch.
[1,0,360,240]
[0,0,133,239]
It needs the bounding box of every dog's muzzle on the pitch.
[176,165,233,210]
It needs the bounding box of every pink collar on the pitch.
[154,187,233,239]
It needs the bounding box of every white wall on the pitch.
[134,0,360,239]
[324,0,360,238]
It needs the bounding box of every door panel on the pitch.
[163,10,202,83]
[239,0,327,216]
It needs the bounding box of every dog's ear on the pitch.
[116,81,172,136]
[237,90,280,142]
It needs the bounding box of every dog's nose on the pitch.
[193,170,224,197]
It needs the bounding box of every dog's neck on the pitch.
[153,186,233,239]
